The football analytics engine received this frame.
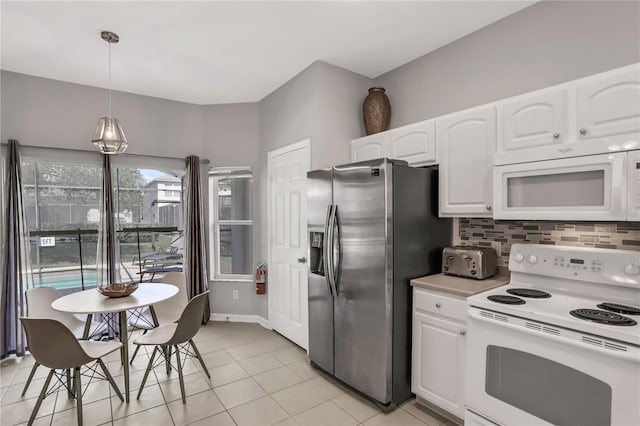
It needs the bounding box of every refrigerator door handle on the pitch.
[323,204,334,295]
[327,204,338,297]
[332,205,341,295]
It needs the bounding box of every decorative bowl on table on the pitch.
[97,282,138,298]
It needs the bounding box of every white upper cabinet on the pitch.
[576,65,640,142]
[437,106,496,217]
[350,120,436,166]
[388,120,436,166]
[500,88,569,152]
[495,63,640,166]
[350,132,389,163]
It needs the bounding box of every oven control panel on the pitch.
[509,244,640,287]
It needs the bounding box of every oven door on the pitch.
[466,308,640,426]
[493,152,626,221]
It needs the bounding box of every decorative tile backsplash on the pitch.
[457,219,640,266]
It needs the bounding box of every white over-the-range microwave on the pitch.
[494,149,640,221]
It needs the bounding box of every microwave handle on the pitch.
[469,309,640,364]
[610,155,626,216]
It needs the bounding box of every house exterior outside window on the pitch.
[209,168,253,281]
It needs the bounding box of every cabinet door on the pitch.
[437,107,496,217]
[350,133,389,163]
[576,65,640,141]
[501,88,568,152]
[412,311,466,418]
[388,120,436,166]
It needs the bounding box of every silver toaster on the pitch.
[442,245,498,280]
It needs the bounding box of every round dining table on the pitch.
[51,283,179,402]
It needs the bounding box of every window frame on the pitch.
[208,168,254,282]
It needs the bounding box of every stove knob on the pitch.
[513,253,524,263]
[624,264,640,276]
[527,255,538,264]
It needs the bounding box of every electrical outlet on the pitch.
[490,241,502,256]
[232,290,239,300]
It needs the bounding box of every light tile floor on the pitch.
[1,321,454,426]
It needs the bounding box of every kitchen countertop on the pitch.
[411,268,510,297]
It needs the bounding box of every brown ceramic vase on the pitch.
[363,87,391,135]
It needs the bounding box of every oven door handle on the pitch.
[469,309,640,364]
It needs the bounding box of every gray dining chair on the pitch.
[128,272,188,364]
[21,287,106,397]
[20,317,124,426]
[134,291,211,403]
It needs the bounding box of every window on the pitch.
[21,155,103,291]
[18,147,187,291]
[113,166,184,282]
[209,168,253,280]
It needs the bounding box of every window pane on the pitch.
[114,168,184,228]
[22,161,102,231]
[218,177,252,220]
[116,168,184,281]
[30,234,98,292]
[219,225,252,275]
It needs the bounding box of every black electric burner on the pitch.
[488,295,526,305]
[507,288,552,299]
[570,309,637,326]
[597,303,640,316]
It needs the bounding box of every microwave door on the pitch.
[493,152,627,221]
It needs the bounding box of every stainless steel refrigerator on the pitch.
[307,158,451,409]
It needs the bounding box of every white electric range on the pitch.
[465,244,640,426]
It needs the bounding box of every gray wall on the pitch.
[375,1,640,128]
[2,0,639,322]
[1,71,205,158]
[256,61,371,318]
[201,103,261,317]
[1,70,262,318]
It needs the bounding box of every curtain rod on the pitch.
[0,142,210,164]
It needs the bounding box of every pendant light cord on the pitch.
[108,40,112,118]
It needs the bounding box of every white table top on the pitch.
[51,283,179,314]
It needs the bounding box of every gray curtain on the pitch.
[97,154,119,286]
[1,139,33,358]
[185,155,210,324]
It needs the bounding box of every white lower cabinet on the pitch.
[412,287,467,419]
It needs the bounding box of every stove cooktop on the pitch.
[468,244,640,346]
[597,302,640,316]
[469,284,640,346]
[570,309,637,326]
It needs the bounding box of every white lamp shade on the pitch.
[92,117,128,154]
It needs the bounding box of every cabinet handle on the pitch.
[579,128,587,135]
[435,303,441,308]
[460,329,466,336]
[486,205,492,211]
[553,132,560,138]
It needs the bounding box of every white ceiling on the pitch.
[1,1,535,105]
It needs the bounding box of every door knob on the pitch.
[297,257,307,264]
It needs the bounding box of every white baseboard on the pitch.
[210,313,271,330]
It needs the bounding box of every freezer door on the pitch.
[306,168,334,374]
[333,159,393,403]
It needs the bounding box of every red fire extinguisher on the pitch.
[256,262,267,295]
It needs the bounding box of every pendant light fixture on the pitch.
[92,30,128,154]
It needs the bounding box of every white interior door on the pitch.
[268,139,310,349]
